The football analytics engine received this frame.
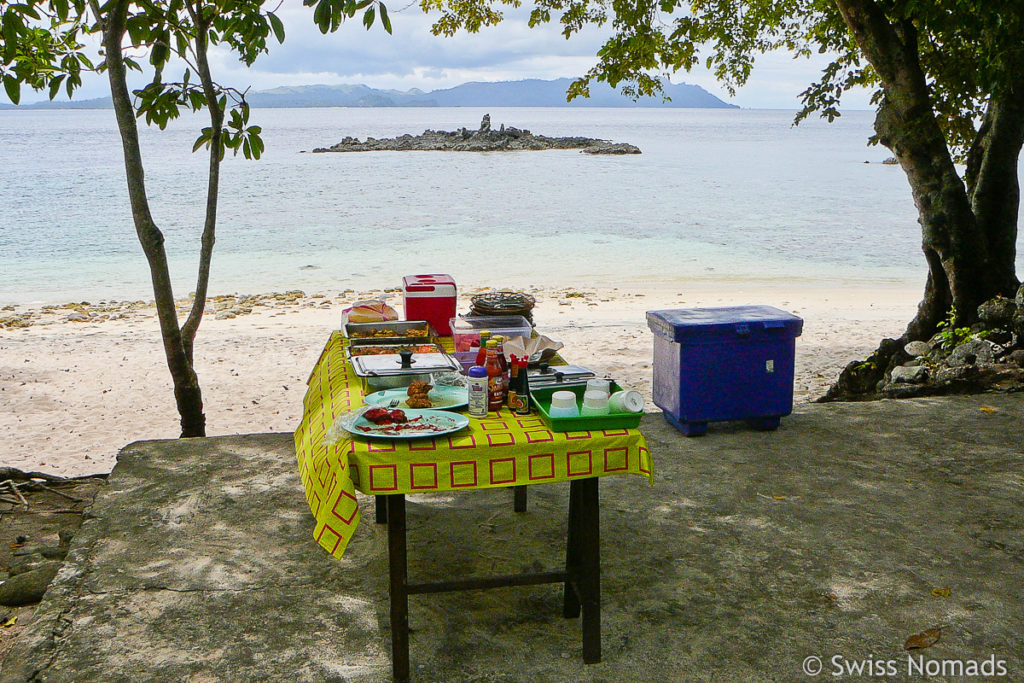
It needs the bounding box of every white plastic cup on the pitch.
[580,390,610,416]
[608,390,644,414]
[586,378,611,397]
[549,390,580,418]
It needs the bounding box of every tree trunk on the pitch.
[102,0,206,436]
[964,82,1024,297]
[822,0,1023,400]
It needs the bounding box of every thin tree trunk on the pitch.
[180,6,222,366]
[102,0,206,436]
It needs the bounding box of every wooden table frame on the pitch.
[375,478,602,682]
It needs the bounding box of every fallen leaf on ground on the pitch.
[2,616,17,628]
[772,495,786,501]
[904,628,941,650]
[979,406,998,413]
[7,543,22,550]
[931,587,951,598]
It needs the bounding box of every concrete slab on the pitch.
[3,394,1023,682]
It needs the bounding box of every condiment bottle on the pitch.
[492,335,509,395]
[484,340,505,410]
[507,354,520,411]
[467,366,489,418]
[514,356,531,415]
[475,330,491,367]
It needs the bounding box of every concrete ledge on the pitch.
[4,394,1023,681]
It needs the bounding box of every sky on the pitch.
[5,0,873,110]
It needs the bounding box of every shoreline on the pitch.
[1,283,922,478]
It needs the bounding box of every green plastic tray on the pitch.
[530,383,643,432]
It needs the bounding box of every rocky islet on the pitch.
[313,114,641,155]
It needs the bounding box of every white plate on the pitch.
[342,409,471,440]
[363,386,468,411]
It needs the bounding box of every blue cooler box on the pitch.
[646,306,803,436]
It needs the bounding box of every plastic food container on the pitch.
[646,306,803,436]
[531,383,643,432]
[450,315,532,352]
[403,274,457,336]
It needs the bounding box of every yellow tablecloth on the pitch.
[295,332,653,559]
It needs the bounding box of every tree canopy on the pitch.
[424,0,1023,396]
[1,0,390,434]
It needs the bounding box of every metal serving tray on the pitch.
[527,364,597,389]
[344,320,435,345]
[349,348,459,378]
[346,342,443,359]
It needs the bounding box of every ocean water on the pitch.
[2,106,1019,305]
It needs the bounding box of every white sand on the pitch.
[0,283,921,477]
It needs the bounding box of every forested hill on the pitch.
[2,78,737,110]
[249,79,737,108]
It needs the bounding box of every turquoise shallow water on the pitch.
[1,107,1019,304]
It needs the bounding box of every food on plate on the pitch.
[363,407,408,425]
[406,395,432,408]
[407,381,432,396]
[405,380,433,408]
[355,412,459,436]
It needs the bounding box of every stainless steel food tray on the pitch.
[346,342,445,359]
[527,364,598,389]
[343,320,435,345]
[349,348,459,378]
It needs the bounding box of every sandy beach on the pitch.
[0,282,921,477]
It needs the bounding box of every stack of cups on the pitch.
[581,378,612,416]
[549,390,580,418]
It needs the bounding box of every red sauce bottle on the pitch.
[475,330,491,367]
[484,340,505,410]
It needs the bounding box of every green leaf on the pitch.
[363,6,375,30]
[2,12,20,52]
[48,75,66,100]
[379,3,392,34]
[268,12,285,43]
[192,131,210,152]
[3,75,20,105]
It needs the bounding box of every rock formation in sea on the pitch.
[312,115,641,155]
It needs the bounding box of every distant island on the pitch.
[0,78,737,110]
[313,114,642,155]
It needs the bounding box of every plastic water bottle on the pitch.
[467,366,489,418]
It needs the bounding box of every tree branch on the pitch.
[180,0,222,361]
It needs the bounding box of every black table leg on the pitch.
[563,481,581,618]
[387,495,410,682]
[513,485,528,513]
[577,478,601,664]
[375,494,387,524]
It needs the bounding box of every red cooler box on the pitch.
[402,274,457,335]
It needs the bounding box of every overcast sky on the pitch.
[10,0,873,110]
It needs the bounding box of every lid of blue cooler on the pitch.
[646,306,803,343]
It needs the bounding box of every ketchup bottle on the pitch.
[493,335,509,388]
[475,330,491,367]
[484,340,505,410]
